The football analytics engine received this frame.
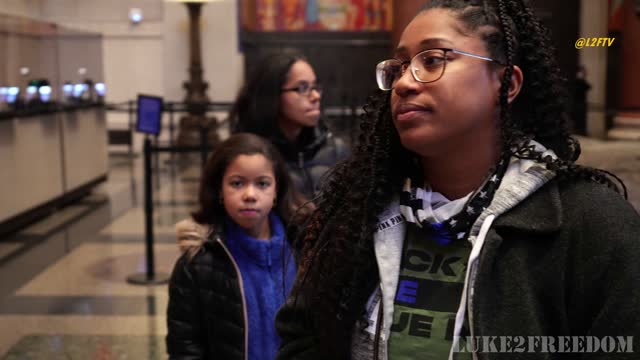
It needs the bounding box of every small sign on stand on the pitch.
[127,94,170,285]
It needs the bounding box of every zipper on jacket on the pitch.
[216,237,249,360]
[448,214,496,360]
[373,298,384,360]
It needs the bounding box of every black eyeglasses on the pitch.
[281,81,323,97]
[375,48,504,91]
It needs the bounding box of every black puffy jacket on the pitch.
[270,126,349,199]
[166,221,247,360]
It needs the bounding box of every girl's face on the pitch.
[391,8,504,158]
[222,154,277,239]
[279,60,322,131]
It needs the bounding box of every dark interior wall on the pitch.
[606,30,622,116]
[391,0,427,52]
[621,0,640,109]
[241,31,391,109]
[389,0,579,80]
[528,0,581,84]
[240,0,580,111]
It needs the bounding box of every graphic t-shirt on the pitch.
[388,188,473,359]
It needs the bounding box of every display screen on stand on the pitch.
[136,94,163,136]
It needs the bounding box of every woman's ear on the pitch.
[506,65,523,104]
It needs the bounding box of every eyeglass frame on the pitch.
[281,81,323,97]
[376,47,505,91]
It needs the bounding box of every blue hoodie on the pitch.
[225,213,297,360]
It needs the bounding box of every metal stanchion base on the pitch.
[126,272,170,285]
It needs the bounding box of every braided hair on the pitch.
[288,0,626,356]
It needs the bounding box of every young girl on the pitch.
[229,50,349,199]
[275,1,640,359]
[166,133,308,360]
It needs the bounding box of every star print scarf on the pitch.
[399,157,510,245]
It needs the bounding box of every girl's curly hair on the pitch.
[288,0,626,356]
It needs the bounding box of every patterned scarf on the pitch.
[399,157,510,245]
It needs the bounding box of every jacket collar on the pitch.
[271,125,329,161]
[367,175,563,344]
[493,179,562,233]
[473,140,562,236]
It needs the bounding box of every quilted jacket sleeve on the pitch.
[166,253,207,359]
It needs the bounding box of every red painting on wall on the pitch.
[249,0,392,31]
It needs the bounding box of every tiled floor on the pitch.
[0,154,195,359]
[0,137,639,359]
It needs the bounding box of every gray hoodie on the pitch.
[352,142,557,360]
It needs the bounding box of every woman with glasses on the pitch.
[275,0,640,359]
[229,50,349,200]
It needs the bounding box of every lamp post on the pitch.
[171,0,219,148]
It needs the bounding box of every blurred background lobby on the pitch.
[0,0,639,358]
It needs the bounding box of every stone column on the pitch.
[607,0,640,140]
[579,0,609,139]
[620,0,640,110]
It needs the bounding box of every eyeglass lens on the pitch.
[376,49,447,90]
[294,81,322,95]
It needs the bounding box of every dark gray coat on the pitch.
[275,179,640,359]
[271,126,349,199]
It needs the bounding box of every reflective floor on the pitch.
[0,152,199,359]
[0,137,639,359]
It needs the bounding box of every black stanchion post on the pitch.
[154,134,161,190]
[127,136,170,285]
[144,136,155,277]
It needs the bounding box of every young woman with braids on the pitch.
[275,0,640,359]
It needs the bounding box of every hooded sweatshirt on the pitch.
[352,141,558,360]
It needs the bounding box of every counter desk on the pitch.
[0,103,108,235]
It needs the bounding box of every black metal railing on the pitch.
[105,100,234,155]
